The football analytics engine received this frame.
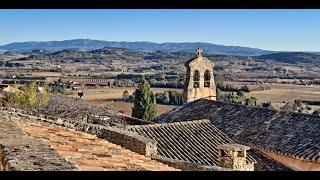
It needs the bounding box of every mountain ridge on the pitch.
[0,39,274,56]
[256,52,320,64]
[14,46,320,66]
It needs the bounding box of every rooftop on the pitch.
[0,111,177,171]
[126,119,256,167]
[156,99,320,163]
[0,112,75,171]
[218,143,250,151]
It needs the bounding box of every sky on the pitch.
[0,9,319,51]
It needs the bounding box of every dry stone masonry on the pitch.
[12,117,177,171]
[218,144,254,171]
[0,111,76,171]
[4,108,158,158]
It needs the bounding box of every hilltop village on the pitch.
[0,49,319,171]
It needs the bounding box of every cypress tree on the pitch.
[132,77,157,121]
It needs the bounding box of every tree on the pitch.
[162,91,170,104]
[1,82,49,111]
[216,88,223,101]
[22,82,38,109]
[155,92,164,104]
[237,91,245,97]
[245,97,257,106]
[293,100,303,111]
[240,85,250,92]
[132,77,157,121]
[128,94,135,103]
[37,83,50,109]
[1,87,23,108]
[122,90,130,101]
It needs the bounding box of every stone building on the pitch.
[183,48,216,102]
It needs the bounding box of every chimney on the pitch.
[218,143,254,171]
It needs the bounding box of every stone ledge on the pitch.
[0,112,77,171]
[12,118,177,171]
[5,108,158,158]
[98,128,157,157]
[151,155,233,171]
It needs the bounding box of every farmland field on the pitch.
[27,72,62,77]
[244,83,320,104]
[101,101,177,116]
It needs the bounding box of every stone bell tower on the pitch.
[183,48,216,103]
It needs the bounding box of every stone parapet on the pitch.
[0,111,76,171]
[151,155,232,171]
[4,108,158,158]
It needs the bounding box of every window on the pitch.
[204,70,210,87]
[193,70,200,88]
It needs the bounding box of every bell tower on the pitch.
[183,48,216,103]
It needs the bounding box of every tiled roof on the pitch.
[248,150,292,171]
[126,119,256,166]
[156,99,320,163]
[11,116,178,171]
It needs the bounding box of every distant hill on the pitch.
[0,39,273,56]
[257,52,320,64]
[31,49,52,54]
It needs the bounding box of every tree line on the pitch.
[123,89,184,106]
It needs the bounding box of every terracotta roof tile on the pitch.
[12,117,178,171]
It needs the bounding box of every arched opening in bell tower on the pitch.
[204,70,211,87]
[193,70,200,88]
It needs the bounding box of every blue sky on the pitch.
[0,9,319,51]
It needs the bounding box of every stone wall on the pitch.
[151,155,232,171]
[0,112,77,171]
[234,158,254,171]
[219,157,254,171]
[5,108,158,158]
[98,128,157,157]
